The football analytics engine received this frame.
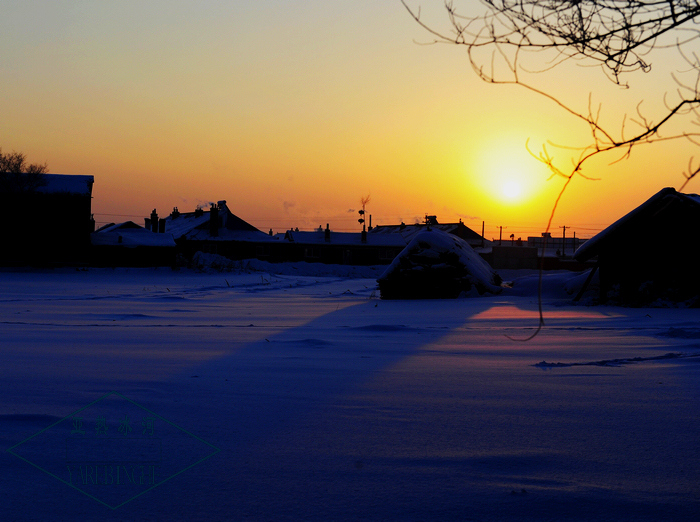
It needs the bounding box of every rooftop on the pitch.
[36,174,94,196]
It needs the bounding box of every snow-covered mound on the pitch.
[191,251,238,271]
[377,229,502,299]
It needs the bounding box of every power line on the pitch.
[93,213,145,218]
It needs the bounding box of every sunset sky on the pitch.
[2,1,697,240]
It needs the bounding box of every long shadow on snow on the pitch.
[164,296,493,446]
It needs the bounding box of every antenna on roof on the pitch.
[359,194,370,242]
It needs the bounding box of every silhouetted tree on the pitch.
[0,147,49,193]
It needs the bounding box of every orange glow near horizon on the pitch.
[2,3,698,240]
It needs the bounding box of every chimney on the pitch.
[325,223,331,242]
[217,201,226,228]
[209,204,219,237]
[171,207,180,219]
[150,209,158,233]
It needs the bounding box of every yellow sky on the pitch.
[2,1,697,240]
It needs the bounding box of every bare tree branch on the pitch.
[402,0,700,334]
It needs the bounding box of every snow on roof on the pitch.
[370,222,487,245]
[574,187,700,261]
[95,221,142,233]
[162,211,210,239]
[36,174,94,196]
[184,227,274,242]
[284,229,406,247]
[160,202,269,241]
[91,223,176,247]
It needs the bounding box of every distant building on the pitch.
[527,232,582,255]
[0,173,94,266]
[370,217,489,249]
[279,224,406,265]
[91,221,176,266]
[574,187,700,303]
[488,245,539,270]
[152,201,275,261]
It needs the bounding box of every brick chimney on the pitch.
[209,204,219,237]
[150,209,158,233]
[325,223,330,242]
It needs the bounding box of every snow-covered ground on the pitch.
[1,264,699,521]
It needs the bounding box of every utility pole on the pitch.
[560,225,570,255]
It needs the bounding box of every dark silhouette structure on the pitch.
[574,187,700,303]
[91,221,176,267]
[279,226,406,266]
[1,173,94,266]
[155,201,274,261]
[370,218,488,249]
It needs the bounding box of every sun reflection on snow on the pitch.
[471,304,623,320]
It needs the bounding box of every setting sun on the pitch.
[467,136,546,210]
[501,178,524,201]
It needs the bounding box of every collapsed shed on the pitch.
[377,229,502,299]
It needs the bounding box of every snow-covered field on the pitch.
[1,263,699,521]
